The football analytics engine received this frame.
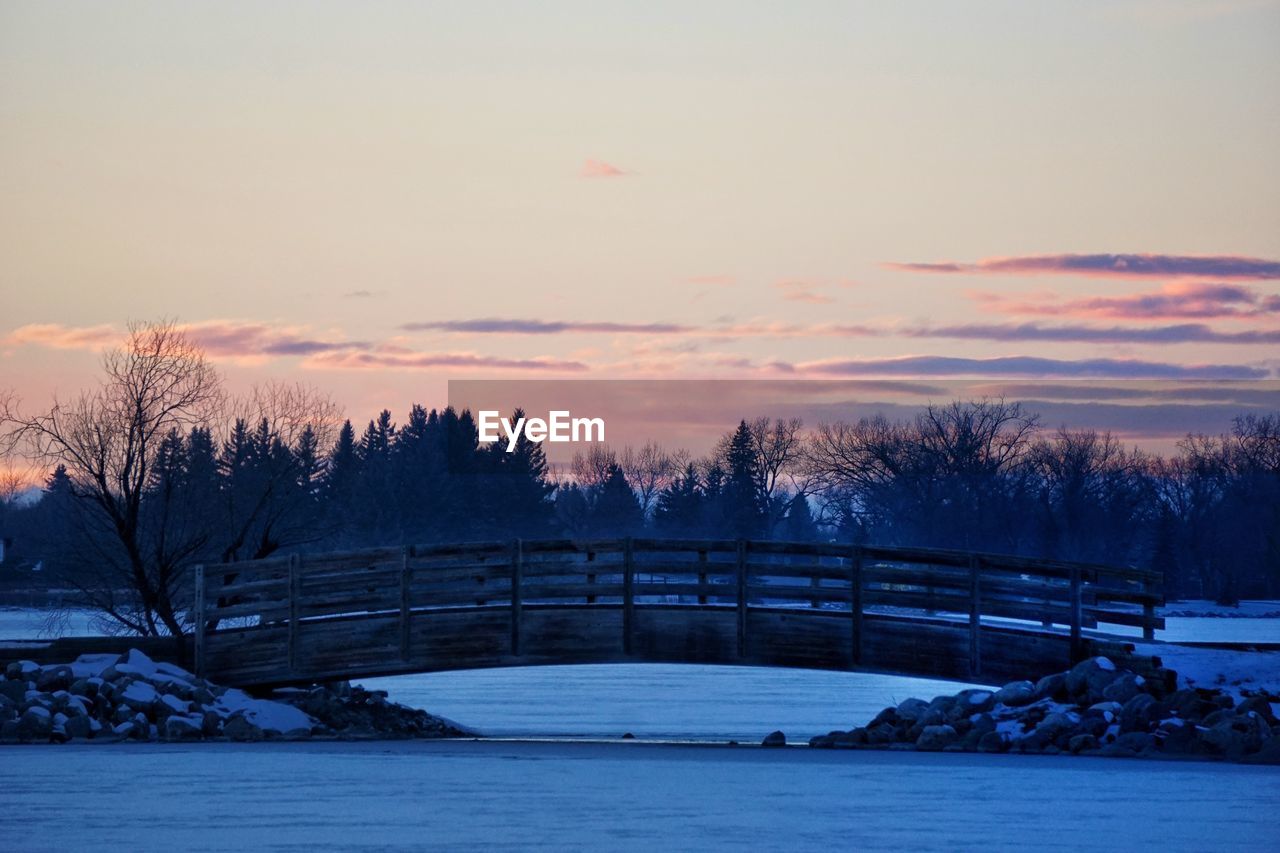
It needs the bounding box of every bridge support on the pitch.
[968,556,981,677]
[736,540,747,658]
[510,539,522,656]
[399,547,413,661]
[288,554,301,673]
[623,537,635,655]
[192,564,206,679]
[849,546,863,666]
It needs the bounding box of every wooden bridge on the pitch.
[191,538,1164,688]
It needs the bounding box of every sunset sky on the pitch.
[3,1,1279,427]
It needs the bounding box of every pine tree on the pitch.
[722,420,766,538]
[589,463,644,535]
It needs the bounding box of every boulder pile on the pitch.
[0,649,471,744]
[808,656,1280,764]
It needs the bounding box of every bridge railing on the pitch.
[192,538,1163,681]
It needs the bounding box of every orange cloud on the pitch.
[582,159,627,178]
[3,323,119,350]
[775,281,836,304]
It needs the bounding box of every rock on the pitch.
[915,724,958,751]
[954,689,995,714]
[0,679,26,705]
[977,731,1009,753]
[1167,689,1216,723]
[621,732,635,740]
[1068,733,1099,754]
[865,722,896,745]
[761,730,786,747]
[64,715,93,740]
[1034,712,1079,743]
[1066,657,1119,702]
[1201,713,1270,758]
[18,706,53,740]
[1119,693,1157,733]
[163,714,204,741]
[896,698,929,722]
[36,665,74,693]
[1241,738,1280,765]
[1034,673,1069,702]
[1102,673,1145,705]
[1113,731,1155,753]
[1237,696,1278,726]
[223,714,265,742]
[833,729,866,749]
[993,680,1036,707]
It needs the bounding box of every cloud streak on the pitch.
[782,355,1267,380]
[3,323,119,350]
[975,282,1280,320]
[775,281,836,304]
[886,253,1280,280]
[397,315,1280,346]
[403,319,695,335]
[305,351,586,372]
[582,159,627,178]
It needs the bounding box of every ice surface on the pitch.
[359,664,987,741]
[2,742,1277,853]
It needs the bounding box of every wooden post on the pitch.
[1070,566,1083,661]
[697,549,708,605]
[1142,600,1155,641]
[192,564,206,679]
[849,546,863,667]
[287,553,300,673]
[510,539,522,656]
[622,537,634,655]
[399,546,412,661]
[968,555,981,677]
[736,539,748,658]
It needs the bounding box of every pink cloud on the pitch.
[775,281,836,304]
[974,282,1280,320]
[304,350,587,373]
[582,159,627,178]
[886,253,1280,280]
[3,323,119,350]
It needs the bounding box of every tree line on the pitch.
[2,321,1277,635]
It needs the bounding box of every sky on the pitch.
[2,1,1279,435]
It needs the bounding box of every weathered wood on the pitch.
[288,554,300,672]
[850,546,863,666]
[622,537,634,655]
[1070,566,1082,661]
[193,564,206,679]
[510,539,522,656]
[691,551,706,607]
[399,546,412,660]
[175,536,1163,689]
[968,556,981,677]
[736,540,748,658]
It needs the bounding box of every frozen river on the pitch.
[2,741,1276,852]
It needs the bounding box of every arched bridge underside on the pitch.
[193,538,1164,689]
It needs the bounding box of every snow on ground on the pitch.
[1137,642,1280,698]
[359,664,985,741]
[1160,600,1280,618]
[1,741,1276,853]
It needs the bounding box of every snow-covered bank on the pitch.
[811,655,1279,763]
[1,650,468,744]
[2,740,1276,852]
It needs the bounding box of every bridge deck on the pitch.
[189,538,1163,688]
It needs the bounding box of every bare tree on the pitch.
[620,441,679,516]
[2,321,224,636]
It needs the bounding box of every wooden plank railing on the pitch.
[192,538,1163,682]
